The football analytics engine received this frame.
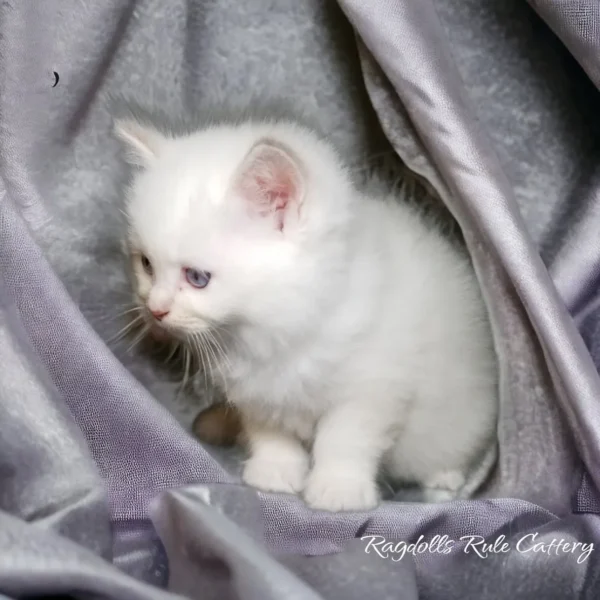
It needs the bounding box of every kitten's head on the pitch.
[113,112,353,344]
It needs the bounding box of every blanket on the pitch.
[2,0,600,598]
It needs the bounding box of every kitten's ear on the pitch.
[113,118,165,167]
[234,139,305,230]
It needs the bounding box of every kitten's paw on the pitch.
[422,470,465,503]
[303,468,379,512]
[243,454,308,495]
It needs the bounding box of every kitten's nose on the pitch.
[150,309,169,321]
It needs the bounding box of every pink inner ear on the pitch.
[256,175,292,211]
[238,143,303,230]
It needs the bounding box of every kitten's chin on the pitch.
[148,324,173,342]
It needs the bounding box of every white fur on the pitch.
[117,116,498,512]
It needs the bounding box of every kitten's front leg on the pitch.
[304,401,393,512]
[241,414,309,495]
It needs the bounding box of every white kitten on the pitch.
[114,111,498,512]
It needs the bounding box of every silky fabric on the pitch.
[2,0,600,598]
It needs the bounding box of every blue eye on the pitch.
[140,254,153,275]
[185,268,211,289]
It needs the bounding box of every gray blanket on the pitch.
[2,0,600,598]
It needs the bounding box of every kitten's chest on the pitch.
[215,349,331,436]
[221,355,322,406]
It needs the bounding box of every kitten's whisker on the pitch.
[126,323,150,354]
[186,334,203,392]
[89,305,141,326]
[175,347,187,401]
[210,328,231,366]
[193,333,210,396]
[91,313,122,326]
[208,323,240,357]
[108,314,144,344]
[207,329,231,374]
[100,305,142,325]
[206,332,230,394]
[201,331,217,383]
[181,347,191,395]
[165,341,180,365]
[197,333,213,392]
[205,331,221,367]
[117,306,144,317]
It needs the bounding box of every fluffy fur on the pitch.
[114,110,498,512]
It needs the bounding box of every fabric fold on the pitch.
[338,0,600,512]
[2,0,600,597]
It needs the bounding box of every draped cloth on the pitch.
[1,1,600,597]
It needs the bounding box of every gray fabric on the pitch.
[2,0,600,598]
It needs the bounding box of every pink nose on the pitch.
[150,309,169,321]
